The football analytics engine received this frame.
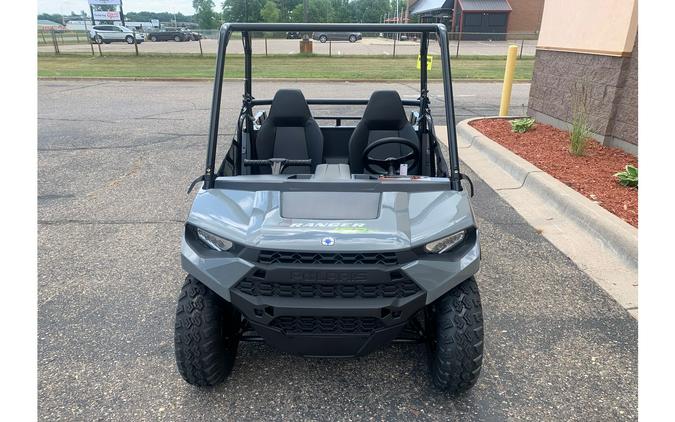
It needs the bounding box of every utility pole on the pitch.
[299,0,312,53]
[119,0,125,26]
[396,0,399,40]
[83,13,94,56]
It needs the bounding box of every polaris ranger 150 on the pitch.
[175,22,483,394]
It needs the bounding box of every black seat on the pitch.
[254,89,323,174]
[348,90,420,175]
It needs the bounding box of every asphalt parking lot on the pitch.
[37,36,538,57]
[38,80,637,421]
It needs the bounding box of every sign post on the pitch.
[88,0,124,26]
[83,15,95,56]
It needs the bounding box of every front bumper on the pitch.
[181,229,480,357]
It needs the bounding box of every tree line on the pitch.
[39,0,410,30]
[194,0,410,29]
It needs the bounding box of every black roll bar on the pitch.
[204,27,228,189]
[204,22,462,191]
[436,24,461,189]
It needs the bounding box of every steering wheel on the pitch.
[362,137,420,176]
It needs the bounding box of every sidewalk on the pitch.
[438,121,638,318]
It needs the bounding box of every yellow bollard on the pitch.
[499,45,519,116]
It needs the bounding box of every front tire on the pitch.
[174,35,182,42]
[125,35,134,44]
[349,35,357,43]
[93,35,103,44]
[150,35,158,42]
[425,277,484,394]
[319,35,327,43]
[174,275,241,386]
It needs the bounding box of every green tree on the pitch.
[328,0,351,22]
[38,13,64,23]
[260,0,281,22]
[389,0,407,21]
[193,0,218,28]
[222,0,265,22]
[276,0,303,22]
[350,0,390,23]
[290,0,331,22]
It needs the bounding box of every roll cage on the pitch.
[202,23,463,191]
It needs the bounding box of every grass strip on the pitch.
[38,53,534,80]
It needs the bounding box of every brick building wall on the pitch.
[527,33,638,153]
[507,0,545,33]
[608,38,638,146]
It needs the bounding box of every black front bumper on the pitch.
[229,250,426,357]
[182,226,480,357]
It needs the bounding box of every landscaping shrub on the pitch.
[510,117,535,133]
[569,81,591,156]
[614,165,638,188]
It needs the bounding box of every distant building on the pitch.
[408,0,454,28]
[65,20,91,31]
[123,21,157,32]
[408,0,544,39]
[452,0,512,40]
[507,0,545,34]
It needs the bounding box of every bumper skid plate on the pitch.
[230,264,427,357]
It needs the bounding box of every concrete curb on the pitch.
[456,118,637,268]
[436,118,637,317]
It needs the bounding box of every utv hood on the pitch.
[186,179,476,251]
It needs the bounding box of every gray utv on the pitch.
[175,23,483,394]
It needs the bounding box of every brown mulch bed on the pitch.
[469,118,638,227]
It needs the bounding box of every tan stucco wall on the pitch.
[537,0,637,56]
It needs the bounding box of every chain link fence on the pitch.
[38,28,538,58]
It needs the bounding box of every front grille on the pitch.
[270,316,383,334]
[235,270,420,299]
[258,250,399,266]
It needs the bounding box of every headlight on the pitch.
[424,230,465,254]
[196,227,233,251]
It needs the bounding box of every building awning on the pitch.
[410,0,455,15]
[457,0,512,12]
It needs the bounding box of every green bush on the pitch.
[569,80,591,156]
[510,117,535,133]
[569,117,590,156]
[614,165,638,188]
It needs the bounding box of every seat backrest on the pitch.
[348,91,419,174]
[254,89,323,174]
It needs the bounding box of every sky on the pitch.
[37,1,198,15]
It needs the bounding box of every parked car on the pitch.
[147,28,191,42]
[312,31,362,43]
[163,27,203,41]
[89,25,144,44]
[185,29,204,41]
[286,31,301,39]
